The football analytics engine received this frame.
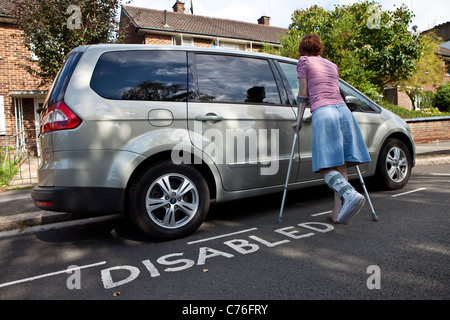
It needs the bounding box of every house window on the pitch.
[219,42,239,50]
[445,60,450,76]
[173,35,194,47]
[183,38,194,46]
[215,40,247,51]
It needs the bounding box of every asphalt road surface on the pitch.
[0,164,448,307]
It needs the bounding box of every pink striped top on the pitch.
[297,56,344,112]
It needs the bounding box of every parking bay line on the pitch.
[187,228,258,245]
[311,210,332,217]
[391,187,427,198]
[0,261,106,289]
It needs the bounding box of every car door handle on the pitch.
[195,115,223,122]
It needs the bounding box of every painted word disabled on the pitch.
[100,222,333,289]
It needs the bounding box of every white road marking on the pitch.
[1,219,335,291]
[0,261,106,288]
[187,228,258,245]
[311,210,332,217]
[391,188,427,198]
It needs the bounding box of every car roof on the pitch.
[70,44,298,64]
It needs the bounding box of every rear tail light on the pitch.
[40,100,82,134]
[35,200,53,207]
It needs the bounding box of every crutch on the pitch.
[278,103,303,223]
[355,165,378,221]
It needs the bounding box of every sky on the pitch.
[127,0,449,33]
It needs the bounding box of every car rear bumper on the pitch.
[31,186,125,214]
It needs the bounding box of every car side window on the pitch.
[90,50,187,101]
[339,81,380,113]
[278,62,299,103]
[195,54,281,105]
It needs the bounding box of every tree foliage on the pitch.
[434,83,450,112]
[262,1,424,99]
[399,32,446,109]
[15,0,126,84]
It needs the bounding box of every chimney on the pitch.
[173,1,185,14]
[258,16,270,26]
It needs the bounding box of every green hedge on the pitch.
[434,83,450,112]
[378,101,450,119]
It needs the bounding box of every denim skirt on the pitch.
[311,103,371,173]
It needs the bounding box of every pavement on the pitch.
[0,141,449,235]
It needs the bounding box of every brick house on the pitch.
[1,0,287,155]
[120,1,287,52]
[384,21,450,110]
[0,0,48,155]
[426,22,450,81]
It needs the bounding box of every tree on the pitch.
[399,32,445,109]
[15,0,127,85]
[262,1,423,99]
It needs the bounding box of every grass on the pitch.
[0,148,20,188]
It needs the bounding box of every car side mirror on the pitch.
[345,96,359,112]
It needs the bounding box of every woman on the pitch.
[296,34,371,224]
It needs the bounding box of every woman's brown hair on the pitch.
[298,33,325,57]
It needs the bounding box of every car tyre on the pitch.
[376,138,412,190]
[128,161,210,240]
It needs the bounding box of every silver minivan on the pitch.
[31,45,415,239]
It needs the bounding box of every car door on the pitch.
[338,80,374,172]
[187,53,299,191]
[276,61,319,182]
[276,61,371,178]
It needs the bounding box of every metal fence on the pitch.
[1,130,40,188]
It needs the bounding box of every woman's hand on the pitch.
[303,115,312,123]
[292,122,302,132]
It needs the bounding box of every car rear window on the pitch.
[90,50,188,101]
[45,51,83,107]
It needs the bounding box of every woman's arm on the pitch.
[294,77,309,132]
